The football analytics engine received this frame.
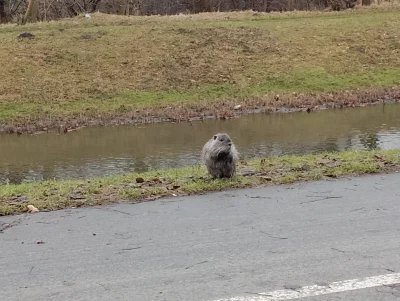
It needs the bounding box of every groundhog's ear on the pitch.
[213,135,217,140]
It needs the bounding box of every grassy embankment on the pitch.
[0,4,400,133]
[1,149,400,216]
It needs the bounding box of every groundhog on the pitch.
[201,132,239,179]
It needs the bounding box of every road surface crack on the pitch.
[185,260,209,270]
[350,207,365,212]
[28,266,34,276]
[260,231,288,240]
[331,247,346,253]
[120,247,142,251]
[98,208,135,216]
[97,282,110,291]
[301,196,342,204]
[245,292,273,297]
[246,195,272,199]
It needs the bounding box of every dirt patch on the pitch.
[1,88,399,136]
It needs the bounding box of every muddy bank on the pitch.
[1,149,400,216]
[1,88,400,136]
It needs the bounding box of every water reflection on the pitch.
[1,103,400,184]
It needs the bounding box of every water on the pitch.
[1,103,400,184]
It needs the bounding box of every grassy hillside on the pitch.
[0,5,400,132]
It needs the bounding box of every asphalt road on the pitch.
[1,172,400,301]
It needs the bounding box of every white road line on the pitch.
[213,272,400,301]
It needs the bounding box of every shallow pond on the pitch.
[1,103,400,184]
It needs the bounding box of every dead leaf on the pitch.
[144,195,162,201]
[292,164,310,171]
[136,177,145,183]
[151,178,162,183]
[166,184,181,190]
[69,192,86,200]
[324,173,337,178]
[317,158,331,165]
[327,160,342,168]
[27,205,39,213]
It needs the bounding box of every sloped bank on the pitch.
[1,88,400,135]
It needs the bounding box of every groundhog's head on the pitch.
[212,132,233,151]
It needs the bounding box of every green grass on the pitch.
[0,6,400,124]
[1,149,399,216]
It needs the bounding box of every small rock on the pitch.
[80,33,92,40]
[36,240,45,244]
[233,105,242,110]
[136,177,145,184]
[317,158,332,165]
[241,169,256,176]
